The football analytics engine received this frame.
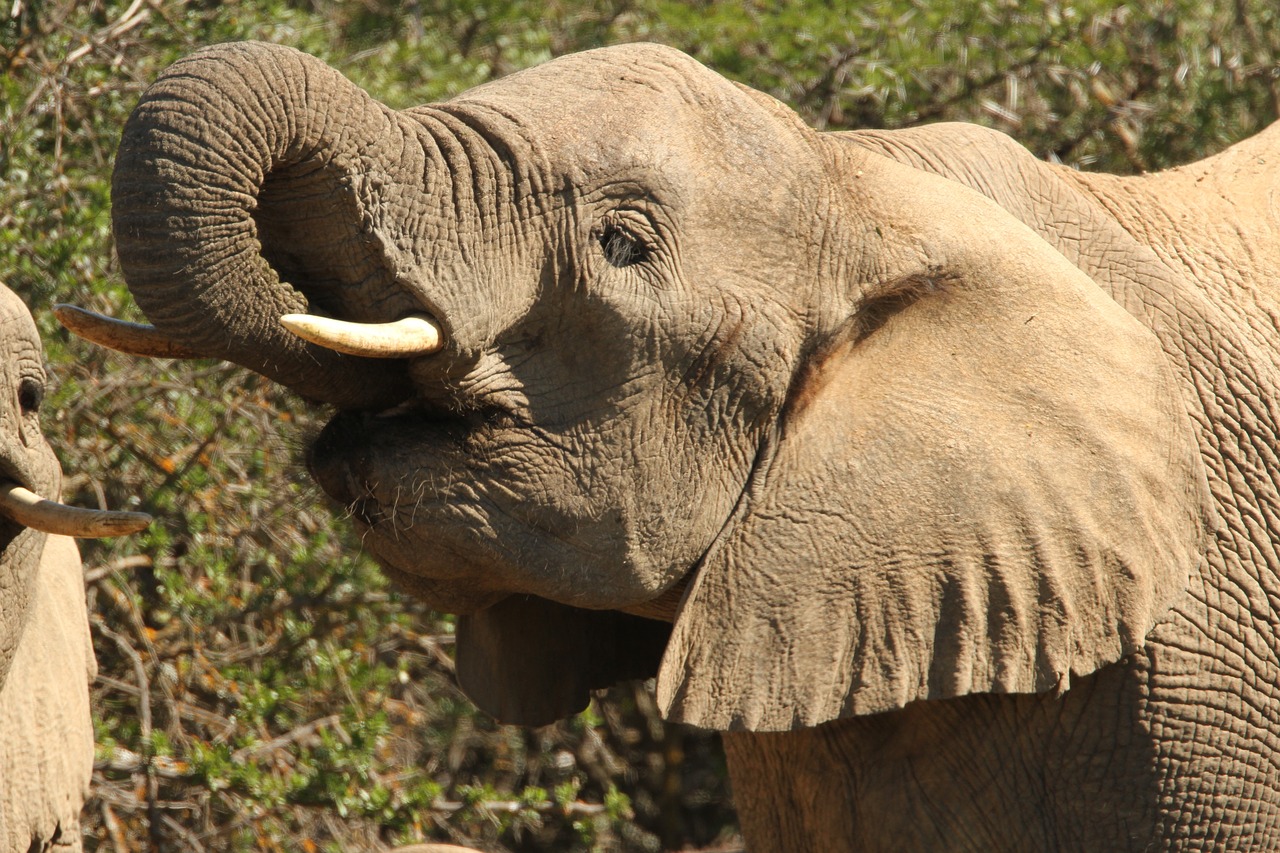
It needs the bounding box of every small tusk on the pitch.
[279,313,444,358]
[0,482,151,538]
[54,304,203,360]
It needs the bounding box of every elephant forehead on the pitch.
[456,43,720,120]
[0,286,35,337]
[0,287,40,372]
[445,43,797,184]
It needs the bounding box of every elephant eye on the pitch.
[18,377,43,415]
[599,224,649,268]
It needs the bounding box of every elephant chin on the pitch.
[379,564,508,615]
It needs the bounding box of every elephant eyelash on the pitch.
[598,223,650,268]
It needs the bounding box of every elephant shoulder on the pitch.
[832,122,1056,222]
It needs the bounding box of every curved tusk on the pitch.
[54,304,203,360]
[0,482,152,538]
[279,313,444,358]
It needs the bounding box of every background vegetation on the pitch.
[2,1,1278,850]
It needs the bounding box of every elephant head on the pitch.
[0,282,150,690]
[76,42,1211,729]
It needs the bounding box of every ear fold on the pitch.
[656,159,1213,732]
[455,596,670,727]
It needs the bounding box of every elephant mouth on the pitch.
[304,402,470,520]
[305,395,511,507]
[0,457,48,547]
[303,392,654,616]
[304,421,392,529]
[304,405,521,614]
[305,391,512,514]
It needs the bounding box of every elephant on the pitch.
[63,39,1280,850]
[0,282,151,853]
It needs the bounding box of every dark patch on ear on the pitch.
[854,271,958,344]
[782,272,958,425]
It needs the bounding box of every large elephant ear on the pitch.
[656,152,1214,731]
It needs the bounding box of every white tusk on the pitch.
[0,482,152,538]
[54,304,203,360]
[279,313,444,358]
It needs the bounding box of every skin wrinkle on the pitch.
[429,100,560,228]
[465,422,623,587]
[669,298,748,416]
[157,75,260,173]
[916,730,1000,849]
[409,113,484,270]
[423,111,515,253]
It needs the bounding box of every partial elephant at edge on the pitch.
[0,281,150,853]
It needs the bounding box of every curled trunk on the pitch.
[112,41,420,408]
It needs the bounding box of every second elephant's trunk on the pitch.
[111,41,419,408]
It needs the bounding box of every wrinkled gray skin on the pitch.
[0,285,94,853]
[107,40,1280,850]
